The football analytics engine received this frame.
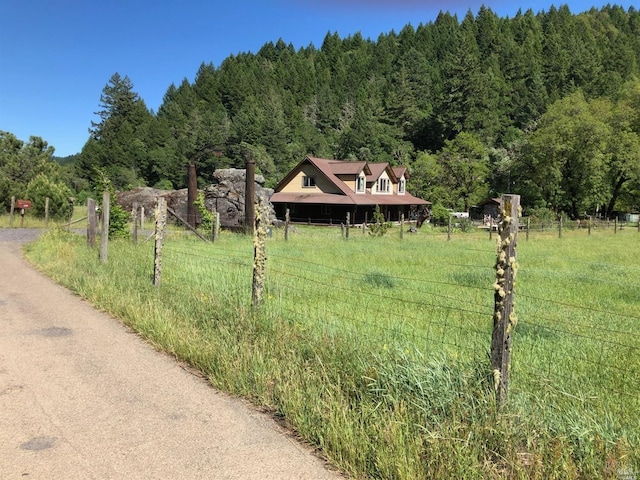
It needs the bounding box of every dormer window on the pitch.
[302,175,316,188]
[356,175,365,193]
[376,178,389,193]
[398,178,405,194]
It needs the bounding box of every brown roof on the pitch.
[270,191,429,206]
[392,166,407,179]
[365,162,388,182]
[478,197,501,206]
[329,161,367,175]
[272,156,430,207]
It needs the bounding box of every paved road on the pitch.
[0,229,342,479]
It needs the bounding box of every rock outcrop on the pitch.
[115,169,275,229]
[203,168,275,229]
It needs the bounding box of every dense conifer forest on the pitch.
[3,4,640,218]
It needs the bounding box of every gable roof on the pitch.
[392,166,407,180]
[365,162,398,183]
[271,156,430,207]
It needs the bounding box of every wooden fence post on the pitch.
[87,198,97,248]
[491,194,520,406]
[400,213,404,240]
[244,160,255,235]
[252,199,267,308]
[140,206,145,230]
[526,217,530,241]
[363,211,368,235]
[345,212,350,239]
[9,196,15,227]
[447,215,452,241]
[212,208,219,242]
[45,197,50,227]
[558,216,563,238]
[99,192,110,264]
[153,197,167,286]
[132,202,139,244]
[614,218,618,234]
[284,208,290,241]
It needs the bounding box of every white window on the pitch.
[302,175,316,188]
[376,178,389,193]
[356,175,365,193]
[398,179,405,194]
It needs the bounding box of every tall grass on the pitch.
[0,206,88,229]
[23,224,639,479]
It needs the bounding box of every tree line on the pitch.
[3,4,640,219]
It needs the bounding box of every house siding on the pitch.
[280,165,342,194]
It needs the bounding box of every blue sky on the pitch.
[0,0,634,157]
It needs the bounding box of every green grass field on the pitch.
[21,222,640,479]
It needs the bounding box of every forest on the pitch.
[2,4,640,220]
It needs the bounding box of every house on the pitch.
[269,156,430,224]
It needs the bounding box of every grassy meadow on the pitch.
[20,220,640,479]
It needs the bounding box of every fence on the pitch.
[149,196,639,412]
[79,194,639,475]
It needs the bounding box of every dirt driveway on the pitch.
[0,229,342,479]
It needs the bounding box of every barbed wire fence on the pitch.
[148,194,639,425]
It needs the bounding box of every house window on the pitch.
[398,179,405,194]
[356,175,365,193]
[302,175,316,188]
[376,178,389,193]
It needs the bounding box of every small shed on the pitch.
[477,198,501,220]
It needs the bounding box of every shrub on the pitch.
[194,192,213,232]
[430,203,451,226]
[25,173,74,219]
[108,204,131,239]
[368,205,390,236]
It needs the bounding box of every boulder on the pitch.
[204,168,275,229]
[115,169,275,229]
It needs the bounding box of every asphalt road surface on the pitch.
[0,229,342,479]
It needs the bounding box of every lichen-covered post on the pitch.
[345,212,350,239]
[9,196,15,227]
[284,208,290,241]
[491,194,520,406]
[559,216,563,238]
[212,208,220,242]
[252,199,267,308]
[45,197,50,227]
[132,201,139,244]
[100,191,110,264]
[153,197,167,287]
[87,198,97,248]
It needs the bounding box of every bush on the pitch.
[194,192,213,232]
[430,203,451,226]
[108,204,131,239]
[368,205,390,236]
[25,174,74,219]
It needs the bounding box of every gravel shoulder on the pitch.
[0,228,342,479]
